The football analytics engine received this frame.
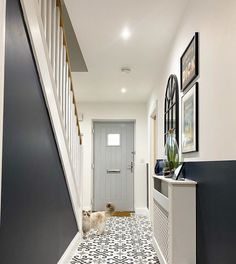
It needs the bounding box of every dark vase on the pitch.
[154,160,164,175]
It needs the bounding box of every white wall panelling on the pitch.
[0,0,6,222]
[20,0,83,238]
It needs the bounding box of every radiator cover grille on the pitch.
[153,199,169,263]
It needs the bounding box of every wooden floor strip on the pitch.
[112,211,132,217]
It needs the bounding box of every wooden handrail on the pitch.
[56,0,82,144]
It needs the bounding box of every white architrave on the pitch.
[0,0,6,222]
[20,0,81,229]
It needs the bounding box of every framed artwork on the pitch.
[172,163,184,180]
[182,83,198,153]
[180,32,199,90]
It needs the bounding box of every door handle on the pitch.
[127,162,134,173]
[107,169,121,173]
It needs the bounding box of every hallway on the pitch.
[1,0,236,263]
[70,216,159,264]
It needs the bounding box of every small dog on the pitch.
[82,203,115,237]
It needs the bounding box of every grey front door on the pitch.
[93,122,134,211]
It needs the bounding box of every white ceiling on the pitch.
[64,0,189,103]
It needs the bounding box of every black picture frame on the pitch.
[172,163,184,180]
[180,32,199,91]
[181,82,198,153]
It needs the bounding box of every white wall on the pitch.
[0,0,6,221]
[148,0,236,162]
[78,102,148,212]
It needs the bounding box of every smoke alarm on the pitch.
[121,66,131,74]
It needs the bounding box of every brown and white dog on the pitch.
[82,203,115,237]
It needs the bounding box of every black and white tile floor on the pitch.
[70,215,160,264]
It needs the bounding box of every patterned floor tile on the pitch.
[70,215,160,264]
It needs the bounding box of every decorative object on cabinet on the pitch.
[182,83,198,153]
[152,175,197,264]
[164,74,179,144]
[172,163,184,180]
[163,129,180,177]
[181,32,199,91]
[154,160,164,175]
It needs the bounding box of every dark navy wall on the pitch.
[154,160,236,264]
[184,161,236,264]
[0,0,78,263]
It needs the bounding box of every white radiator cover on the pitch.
[152,176,196,264]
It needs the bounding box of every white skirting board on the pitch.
[135,207,149,217]
[57,232,82,264]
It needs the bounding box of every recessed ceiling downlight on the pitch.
[121,88,127,93]
[121,27,131,40]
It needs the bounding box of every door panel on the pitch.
[93,122,134,211]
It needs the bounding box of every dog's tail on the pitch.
[105,203,115,217]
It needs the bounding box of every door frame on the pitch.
[0,0,6,222]
[149,101,158,221]
[92,120,135,211]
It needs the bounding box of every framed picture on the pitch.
[181,32,199,90]
[182,83,198,153]
[172,163,184,180]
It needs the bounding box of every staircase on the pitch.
[20,0,83,231]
